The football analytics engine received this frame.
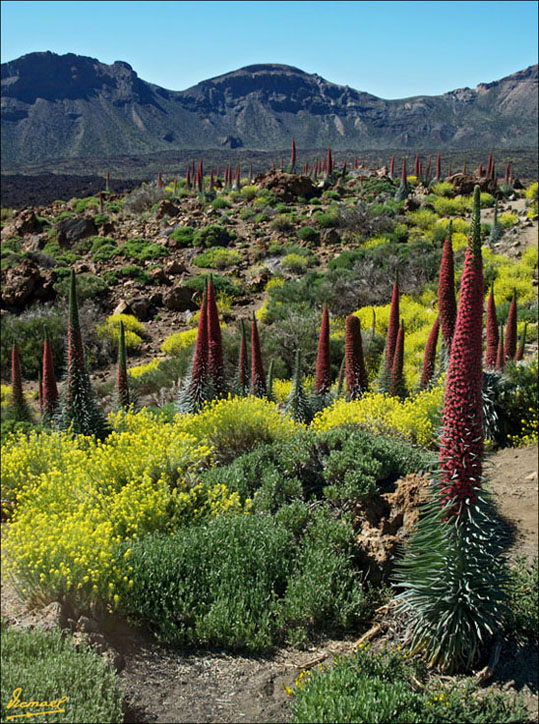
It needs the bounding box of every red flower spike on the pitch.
[390,154,395,177]
[439,186,484,516]
[389,322,406,398]
[486,152,493,179]
[438,234,457,351]
[414,154,420,177]
[485,286,499,368]
[436,153,441,180]
[496,326,505,371]
[190,291,208,391]
[206,277,225,396]
[238,319,249,391]
[290,138,296,172]
[514,322,527,362]
[116,320,130,409]
[401,158,407,184]
[11,344,27,419]
[419,317,440,390]
[251,315,267,398]
[504,289,518,361]
[384,276,400,380]
[314,308,331,395]
[345,315,368,400]
[42,335,59,418]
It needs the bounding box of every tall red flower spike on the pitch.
[389,322,406,398]
[486,152,493,179]
[11,343,31,421]
[116,320,130,409]
[384,275,400,384]
[206,277,225,396]
[505,162,511,185]
[436,153,441,180]
[345,315,368,400]
[419,317,440,391]
[414,154,420,177]
[190,291,208,393]
[314,307,331,395]
[327,147,332,175]
[504,289,518,361]
[390,154,395,177]
[485,285,499,369]
[290,138,296,172]
[42,335,59,419]
[401,157,407,184]
[438,233,457,352]
[496,326,505,372]
[514,322,527,362]
[251,314,267,397]
[439,186,484,515]
[238,319,249,393]
[478,163,483,177]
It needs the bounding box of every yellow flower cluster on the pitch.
[312,381,444,448]
[2,408,251,609]
[127,358,161,379]
[485,245,538,308]
[179,394,301,460]
[96,313,145,349]
[1,384,12,408]
[161,327,198,356]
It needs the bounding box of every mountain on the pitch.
[1,52,537,166]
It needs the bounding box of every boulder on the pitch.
[155,199,181,219]
[449,173,498,196]
[56,216,96,246]
[1,259,57,309]
[129,296,154,321]
[2,208,41,238]
[162,285,198,311]
[255,169,320,202]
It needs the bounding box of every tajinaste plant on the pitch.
[177,291,213,414]
[250,314,267,398]
[378,276,400,391]
[504,289,518,362]
[285,349,312,423]
[419,317,439,391]
[116,320,130,410]
[394,185,505,673]
[389,321,407,399]
[11,344,32,423]
[345,315,369,400]
[485,285,499,369]
[514,322,528,362]
[438,228,457,354]
[41,335,59,421]
[206,277,225,397]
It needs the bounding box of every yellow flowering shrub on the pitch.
[312,381,444,448]
[179,394,301,462]
[485,246,538,307]
[1,384,12,408]
[161,328,198,356]
[96,313,144,349]
[525,181,538,217]
[498,212,518,228]
[1,408,252,609]
[273,378,292,402]
[127,358,161,379]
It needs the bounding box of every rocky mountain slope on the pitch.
[2,52,537,167]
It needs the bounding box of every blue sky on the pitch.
[1,1,537,98]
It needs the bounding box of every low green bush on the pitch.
[121,238,167,261]
[1,626,123,723]
[193,224,235,248]
[505,556,538,642]
[271,214,296,232]
[1,237,23,269]
[282,253,309,273]
[54,273,109,299]
[290,645,528,723]
[74,196,100,213]
[314,211,339,228]
[119,264,152,284]
[0,305,66,379]
[117,508,370,651]
[211,197,231,210]
[169,225,196,246]
[193,246,241,269]
[184,273,241,296]
[297,226,320,244]
[90,236,118,261]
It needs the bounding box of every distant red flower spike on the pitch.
[419,317,440,390]
[42,335,59,418]
[514,322,527,362]
[251,314,266,397]
[485,285,499,369]
[504,289,518,361]
[345,315,368,400]
[438,234,457,351]
[314,308,331,395]
[496,326,505,371]
[206,277,225,396]
[384,276,400,380]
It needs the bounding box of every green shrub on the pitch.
[290,645,528,723]
[96,314,145,350]
[505,556,538,642]
[193,246,242,269]
[119,265,152,284]
[184,273,241,297]
[90,236,118,261]
[499,212,518,228]
[74,197,100,213]
[169,225,196,246]
[282,253,309,273]
[1,626,123,723]
[431,181,454,197]
[1,237,23,269]
[42,240,79,266]
[54,273,108,300]
[193,224,235,247]
[121,238,167,261]
[211,196,231,210]
[102,270,119,286]
[0,305,66,380]
[407,208,438,230]
[271,214,296,232]
[117,508,369,651]
[297,226,320,244]
[314,211,339,228]
[92,212,109,226]
[240,185,258,201]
